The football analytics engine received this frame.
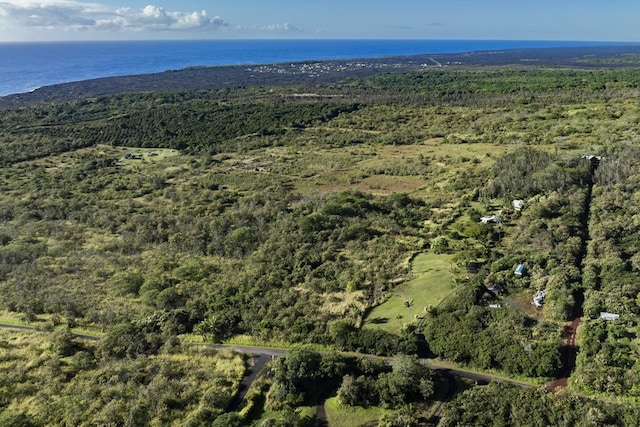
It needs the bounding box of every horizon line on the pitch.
[0,38,639,44]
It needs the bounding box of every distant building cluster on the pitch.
[245,60,430,78]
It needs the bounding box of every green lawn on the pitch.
[364,252,456,334]
[325,396,389,427]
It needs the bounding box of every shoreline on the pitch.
[2,43,640,107]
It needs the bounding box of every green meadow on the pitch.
[364,253,456,334]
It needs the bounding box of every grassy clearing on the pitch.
[0,311,104,339]
[325,396,389,427]
[425,357,547,386]
[222,334,331,353]
[364,253,456,334]
[116,147,181,165]
[0,310,31,326]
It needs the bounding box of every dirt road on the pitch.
[548,317,582,390]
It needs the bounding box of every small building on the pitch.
[514,264,525,277]
[532,290,546,308]
[489,304,502,309]
[485,284,504,295]
[582,154,603,169]
[480,214,502,224]
[480,215,496,224]
[512,200,525,211]
[582,154,603,161]
[600,312,620,321]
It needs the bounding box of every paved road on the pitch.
[0,323,531,414]
[0,323,37,332]
[226,352,273,412]
[425,358,531,389]
[0,322,525,386]
[208,343,288,358]
[430,370,459,422]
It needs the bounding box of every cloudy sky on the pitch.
[0,0,638,42]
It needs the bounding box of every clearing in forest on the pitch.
[364,252,456,334]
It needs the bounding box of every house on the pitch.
[532,290,546,308]
[514,264,525,277]
[582,154,602,161]
[512,200,525,211]
[480,214,502,224]
[480,215,496,224]
[485,284,504,295]
[600,312,620,321]
[582,154,603,169]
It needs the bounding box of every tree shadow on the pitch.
[368,317,389,324]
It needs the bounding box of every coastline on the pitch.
[0,39,632,97]
[1,43,640,107]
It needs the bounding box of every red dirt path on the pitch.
[548,317,582,390]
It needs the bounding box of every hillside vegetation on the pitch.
[2,66,640,425]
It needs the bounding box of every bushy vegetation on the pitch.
[258,348,436,426]
[0,329,245,426]
[3,64,640,422]
[440,382,640,426]
[422,146,594,378]
[572,144,640,398]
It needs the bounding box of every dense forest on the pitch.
[3,63,640,425]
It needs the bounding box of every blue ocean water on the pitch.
[0,39,624,96]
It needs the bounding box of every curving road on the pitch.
[0,323,531,415]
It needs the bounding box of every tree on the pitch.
[0,411,33,427]
[99,322,164,359]
[376,356,436,408]
[211,413,244,427]
[403,298,414,321]
[50,328,82,357]
[431,236,450,254]
[193,313,238,343]
[337,374,378,407]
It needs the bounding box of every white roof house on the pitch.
[600,312,620,321]
[480,215,496,224]
[532,290,546,308]
[480,214,502,224]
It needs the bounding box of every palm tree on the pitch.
[403,298,414,322]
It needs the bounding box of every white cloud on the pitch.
[241,21,302,34]
[264,22,302,33]
[0,1,227,34]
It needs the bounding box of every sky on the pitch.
[0,0,637,42]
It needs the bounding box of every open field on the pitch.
[325,396,390,427]
[364,253,456,333]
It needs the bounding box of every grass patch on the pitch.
[0,311,33,326]
[325,396,389,427]
[223,334,329,352]
[364,253,456,334]
[425,357,546,386]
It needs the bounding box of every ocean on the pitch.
[0,39,625,96]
